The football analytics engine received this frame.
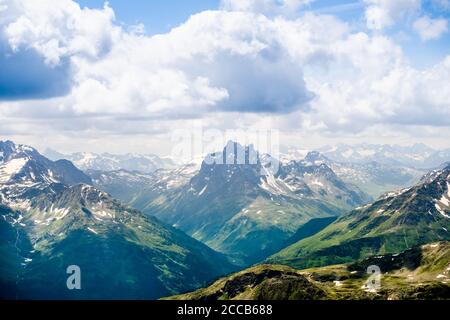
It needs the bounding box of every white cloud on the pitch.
[303,54,450,133]
[413,16,448,41]
[0,0,450,153]
[364,0,421,30]
[1,0,119,65]
[1,3,321,116]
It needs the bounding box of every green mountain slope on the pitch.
[1,184,236,299]
[166,241,450,300]
[0,141,235,299]
[268,165,450,269]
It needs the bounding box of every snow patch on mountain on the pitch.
[198,184,208,196]
[435,204,450,219]
[0,157,28,183]
[45,150,177,173]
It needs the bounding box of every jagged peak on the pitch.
[203,141,260,166]
[0,140,38,157]
[304,151,328,163]
[1,140,91,187]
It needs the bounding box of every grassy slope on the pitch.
[267,182,450,269]
[0,187,237,299]
[166,242,450,300]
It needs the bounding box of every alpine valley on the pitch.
[1,139,450,300]
[268,163,450,269]
[0,141,235,299]
[168,241,450,300]
[167,162,450,300]
[129,141,371,265]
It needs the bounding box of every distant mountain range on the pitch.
[0,140,235,299]
[44,149,177,173]
[319,143,450,169]
[130,141,370,265]
[90,163,199,205]
[87,169,156,203]
[303,151,426,198]
[85,146,434,210]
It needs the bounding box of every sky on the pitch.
[0,0,449,157]
[75,0,221,35]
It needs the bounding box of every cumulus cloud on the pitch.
[413,15,448,41]
[2,0,118,65]
[64,10,317,116]
[1,2,318,116]
[304,53,450,132]
[0,0,449,152]
[364,0,421,30]
[0,0,117,99]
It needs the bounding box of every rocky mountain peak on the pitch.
[0,140,91,188]
[203,141,260,167]
[303,151,328,165]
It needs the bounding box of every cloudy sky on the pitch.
[0,0,449,156]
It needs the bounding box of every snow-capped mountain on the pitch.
[270,163,450,269]
[0,141,234,299]
[88,163,200,205]
[302,150,425,198]
[0,140,92,189]
[132,141,370,265]
[44,149,177,173]
[273,154,369,208]
[278,145,311,163]
[319,143,450,168]
[137,163,200,193]
[87,169,155,203]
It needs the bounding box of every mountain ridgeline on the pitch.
[268,163,450,269]
[44,149,177,173]
[0,140,235,299]
[2,139,450,300]
[302,151,425,198]
[319,143,450,169]
[131,141,370,265]
[0,140,92,186]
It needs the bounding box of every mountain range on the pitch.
[319,143,450,169]
[0,141,235,299]
[90,163,199,205]
[44,149,177,173]
[130,141,370,265]
[268,163,450,269]
[303,151,425,198]
[2,139,450,300]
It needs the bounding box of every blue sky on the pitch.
[75,0,366,34]
[76,0,221,34]
[74,0,450,68]
[74,1,449,28]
